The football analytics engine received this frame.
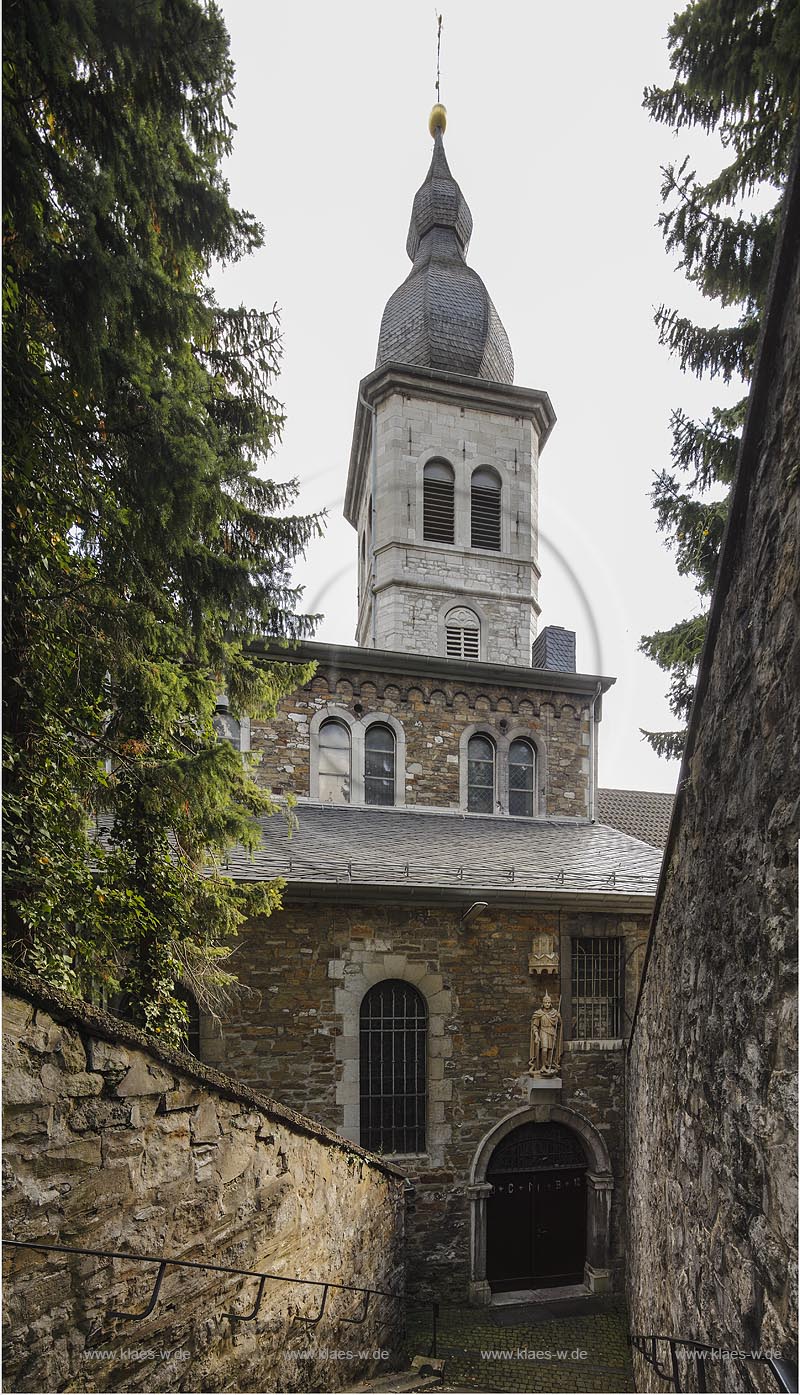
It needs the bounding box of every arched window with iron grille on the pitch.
[471,466,501,550]
[359,980,427,1154]
[423,459,455,544]
[508,738,536,817]
[318,718,351,804]
[467,733,496,813]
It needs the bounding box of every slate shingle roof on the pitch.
[597,788,675,850]
[221,804,662,899]
[376,129,514,384]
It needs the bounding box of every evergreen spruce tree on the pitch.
[641,0,800,759]
[3,0,320,1040]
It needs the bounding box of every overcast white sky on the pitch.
[212,0,745,795]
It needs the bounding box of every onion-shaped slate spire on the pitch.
[376,108,514,384]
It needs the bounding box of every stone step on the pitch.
[350,1355,445,1393]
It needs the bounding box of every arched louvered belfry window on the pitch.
[364,723,395,806]
[509,738,536,817]
[445,605,480,660]
[467,733,495,813]
[471,466,501,550]
[318,719,351,804]
[423,459,455,544]
[360,980,427,1154]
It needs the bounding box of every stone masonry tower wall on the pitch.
[347,371,553,666]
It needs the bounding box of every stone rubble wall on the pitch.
[625,195,799,1384]
[2,969,406,1394]
[251,660,592,817]
[212,902,650,1298]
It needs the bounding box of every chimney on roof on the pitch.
[531,626,577,673]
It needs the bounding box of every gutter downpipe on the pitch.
[588,681,602,822]
[359,391,378,648]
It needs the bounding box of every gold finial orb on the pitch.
[429,104,447,137]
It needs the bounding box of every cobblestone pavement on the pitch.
[404,1295,635,1393]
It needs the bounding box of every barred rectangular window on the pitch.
[571,938,622,1039]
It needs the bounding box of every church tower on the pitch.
[345,107,555,667]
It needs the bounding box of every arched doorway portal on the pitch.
[486,1122,587,1292]
[467,1103,614,1304]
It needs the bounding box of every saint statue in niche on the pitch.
[529,990,563,1077]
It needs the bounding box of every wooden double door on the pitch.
[486,1123,587,1292]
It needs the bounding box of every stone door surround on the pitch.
[467,1102,614,1304]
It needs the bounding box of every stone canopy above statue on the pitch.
[375,116,514,384]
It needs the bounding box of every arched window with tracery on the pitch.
[445,605,480,660]
[509,738,536,817]
[360,980,427,1154]
[467,733,496,813]
[318,718,351,804]
[471,466,501,550]
[423,459,455,544]
[364,723,395,806]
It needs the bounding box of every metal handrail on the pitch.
[630,1332,798,1394]
[2,1238,403,1327]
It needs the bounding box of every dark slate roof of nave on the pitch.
[221,803,663,899]
[597,788,675,850]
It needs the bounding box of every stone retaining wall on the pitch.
[2,969,406,1394]
[625,160,799,1388]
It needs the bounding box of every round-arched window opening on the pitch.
[423,458,455,544]
[364,723,396,806]
[509,739,536,817]
[213,705,241,751]
[467,733,495,813]
[318,719,351,804]
[446,606,480,660]
[360,980,427,1155]
[471,466,501,551]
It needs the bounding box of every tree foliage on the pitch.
[641,0,800,760]
[3,0,320,1041]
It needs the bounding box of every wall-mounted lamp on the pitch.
[461,901,488,927]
